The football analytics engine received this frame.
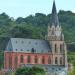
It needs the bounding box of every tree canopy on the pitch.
[0,10,75,50]
[15,66,45,75]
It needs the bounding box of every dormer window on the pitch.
[29,41,31,44]
[35,42,38,45]
[16,41,18,43]
[59,68,61,70]
[52,68,54,70]
[27,50,29,51]
[31,48,35,53]
[21,49,23,51]
[16,49,17,51]
[22,41,24,44]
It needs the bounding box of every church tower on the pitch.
[48,0,67,66]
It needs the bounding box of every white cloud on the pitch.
[72,10,75,13]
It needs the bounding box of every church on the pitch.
[4,1,68,75]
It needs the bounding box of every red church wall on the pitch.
[12,53,15,69]
[4,51,53,70]
[4,52,9,69]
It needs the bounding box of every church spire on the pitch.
[51,0,59,26]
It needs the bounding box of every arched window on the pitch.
[9,53,12,69]
[34,56,38,63]
[27,55,30,63]
[55,57,58,64]
[15,55,18,69]
[60,44,63,53]
[60,57,63,65]
[42,56,45,64]
[52,28,55,35]
[48,56,51,64]
[55,44,57,53]
[20,55,24,63]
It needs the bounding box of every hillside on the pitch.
[68,51,75,75]
[0,10,75,50]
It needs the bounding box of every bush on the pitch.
[15,66,45,75]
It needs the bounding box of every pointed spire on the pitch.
[52,0,56,14]
[51,0,59,26]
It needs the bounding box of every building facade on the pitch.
[4,1,68,75]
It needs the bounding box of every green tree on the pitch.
[29,66,45,75]
[15,66,45,75]
[15,67,30,75]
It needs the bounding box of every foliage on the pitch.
[0,10,75,50]
[0,51,4,69]
[68,51,75,75]
[15,66,45,75]
[15,67,30,75]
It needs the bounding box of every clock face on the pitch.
[55,31,61,36]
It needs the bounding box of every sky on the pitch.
[0,0,75,19]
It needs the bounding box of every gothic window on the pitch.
[20,55,24,63]
[48,56,51,64]
[55,57,58,64]
[60,57,63,65]
[15,55,18,69]
[42,56,45,64]
[55,44,57,53]
[34,56,38,63]
[52,28,55,35]
[9,53,12,69]
[61,34,63,40]
[27,55,30,63]
[60,44,63,53]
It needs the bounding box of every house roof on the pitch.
[6,38,51,53]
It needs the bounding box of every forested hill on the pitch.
[0,10,75,50]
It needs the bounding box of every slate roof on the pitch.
[6,38,51,53]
